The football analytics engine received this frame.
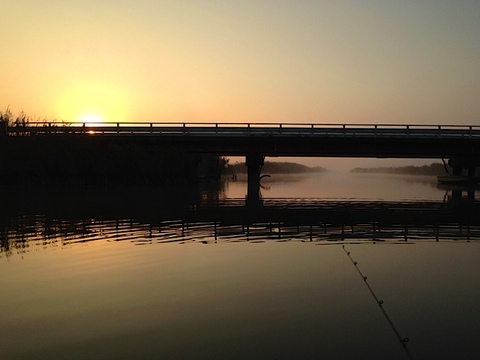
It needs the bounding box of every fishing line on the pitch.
[342,245,417,360]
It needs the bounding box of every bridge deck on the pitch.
[5,122,480,159]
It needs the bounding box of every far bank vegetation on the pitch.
[226,161,327,174]
[351,162,448,176]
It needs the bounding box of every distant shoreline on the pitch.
[350,162,447,176]
[226,161,327,175]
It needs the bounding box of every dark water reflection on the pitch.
[2,198,480,257]
[1,182,480,359]
[2,181,480,256]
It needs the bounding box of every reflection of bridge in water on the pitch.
[2,199,480,256]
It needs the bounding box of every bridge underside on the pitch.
[7,133,480,167]
[125,136,480,177]
[97,134,480,160]
[5,124,480,159]
[8,132,480,170]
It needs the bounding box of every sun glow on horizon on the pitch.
[56,80,131,124]
[80,115,103,125]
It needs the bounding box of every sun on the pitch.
[80,115,103,125]
[56,80,131,124]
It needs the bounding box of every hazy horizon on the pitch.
[228,156,438,173]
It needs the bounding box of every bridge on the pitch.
[3,121,480,202]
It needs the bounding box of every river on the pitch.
[1,172,479,359]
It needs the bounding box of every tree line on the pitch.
[351,162,447,176]
[226,161,326,174]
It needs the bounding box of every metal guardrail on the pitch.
[6,122,480,138]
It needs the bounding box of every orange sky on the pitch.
[2,1,479,127]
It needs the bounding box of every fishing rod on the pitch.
[342,245,417,360]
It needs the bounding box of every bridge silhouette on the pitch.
[3,121,480,202]
[6,121,480,156]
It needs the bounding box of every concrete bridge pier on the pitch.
[246,153,264,207]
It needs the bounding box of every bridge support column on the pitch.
[246,153,264,207]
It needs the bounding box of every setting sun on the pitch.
[55,80,130,124]
[80,115,103,125]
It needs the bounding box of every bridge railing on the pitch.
[6,122,480,138]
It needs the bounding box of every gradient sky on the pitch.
[2,0,479,125]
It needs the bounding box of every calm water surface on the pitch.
[226,172,451,201]
[1,172,480,359]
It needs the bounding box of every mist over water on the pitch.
[225,171,444,201]
[1,172,479,360]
